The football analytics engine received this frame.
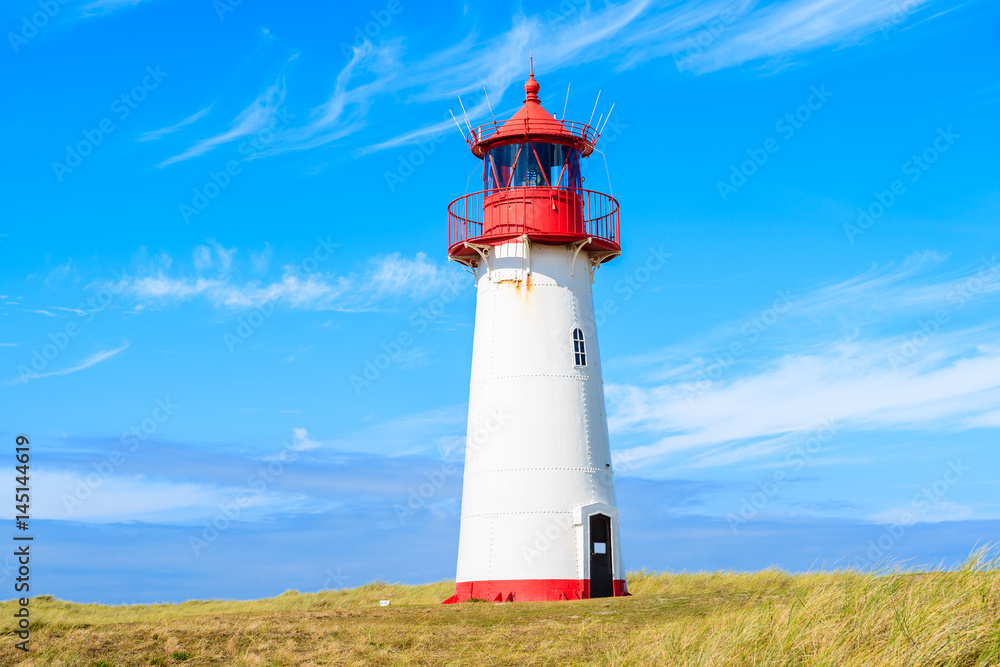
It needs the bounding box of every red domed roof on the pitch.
[467,74,599,158]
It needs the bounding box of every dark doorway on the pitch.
[589,514,613,598]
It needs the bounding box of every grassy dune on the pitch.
[3,555,999,666]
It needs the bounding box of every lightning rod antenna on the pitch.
[588,90,602,128]
[449,109,470,143]
[483,86,499,131]
[561,82,571,121]
[457,95,475,136]
[599,102,615,134]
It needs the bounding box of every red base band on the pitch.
[442,578,628,603]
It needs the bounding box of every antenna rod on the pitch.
[449,109,470,143]
[457,95,475,135]
[594,113,604,137]
[588,90,602,128]
[483,86,499,130]
[599,102,615,134]
[560,82,571,121]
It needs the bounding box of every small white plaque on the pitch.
[379,600,390,607]
[594,542,607,554]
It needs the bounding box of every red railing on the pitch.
[467,119,599,150]
[448,187,619,255]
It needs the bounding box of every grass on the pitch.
[2,553,999,666]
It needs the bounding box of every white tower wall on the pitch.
[454,240,624,600]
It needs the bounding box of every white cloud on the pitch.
[80,0,150,17]
[291,428,321,451]
[614,343,1000,466]
[867,500,1000,525]
[139,105,213,142]
[15,343,130,384]
[19,470,308,523]
[159,80,286,167]
[322,405,469,457]
[148,0,954,162]
[358,0,946,151]
[192,240,237,274]
[686,0,934,73]
[610,255,1000,471]
[250,244,273,273]
[114,246,464,312]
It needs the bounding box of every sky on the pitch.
[1,0,999,603]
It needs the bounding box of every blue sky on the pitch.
[2,0,999,603]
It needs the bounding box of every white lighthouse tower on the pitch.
[443,67,627,603]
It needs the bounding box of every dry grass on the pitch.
[3,553,999,666]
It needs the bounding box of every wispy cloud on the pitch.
[192,240,237,274]
[159,81,286,167]
[113,246,464,312]
[139,105,213,142]
[16,342,130,383]
[610,254,1000,471]
[79,0,152,18]
[270,44,382,154]
[150,0,957,161]
[352,0,948,152]
[27,470,307,523]
[357,2,651,152]
[291,428,321,452]
[630,0,937,73]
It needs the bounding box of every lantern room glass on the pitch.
[485,143,581,192]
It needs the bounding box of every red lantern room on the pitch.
[447,68,621,267]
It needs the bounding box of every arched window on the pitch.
[573,328,587,367]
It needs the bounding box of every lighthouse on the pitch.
[444,67,627,603]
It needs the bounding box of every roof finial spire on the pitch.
[524,52,540,102]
